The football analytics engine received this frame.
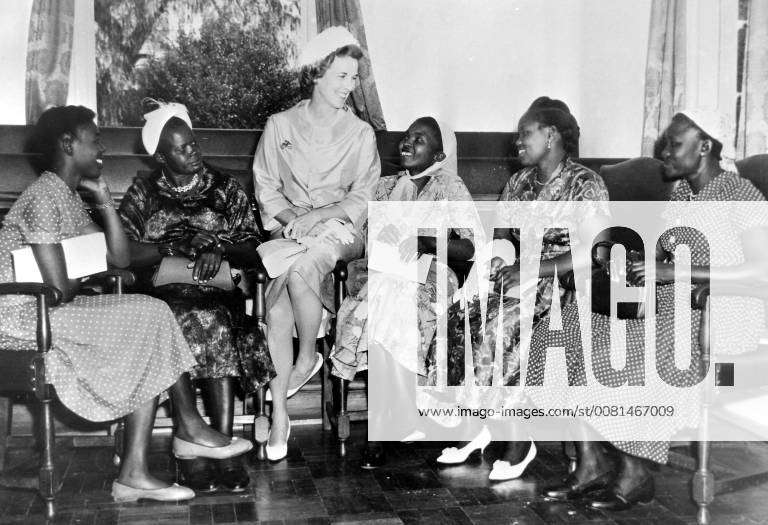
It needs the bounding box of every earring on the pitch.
[546,138,552,150]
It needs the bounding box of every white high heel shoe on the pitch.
[436,426,492,464]
[488,438,537,481]
[266,419,291,461]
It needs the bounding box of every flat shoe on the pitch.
[111,481,195,502]
[265,352,324,402]
[176,457,217,493]
[587,476,655,511]
[215,457,250,492]
[173,436,253,460]
[543,470,613,501]
[266,418,291,461]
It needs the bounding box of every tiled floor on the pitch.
[1,424,768,524]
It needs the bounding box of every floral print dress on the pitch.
[118,165,275,391]
[330,170,474,381]
[429,157,609,387]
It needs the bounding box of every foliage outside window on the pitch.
[96,0,302,128]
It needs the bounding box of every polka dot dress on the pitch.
[0,173,195,422]
[528,172,768,463]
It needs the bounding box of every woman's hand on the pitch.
[284,209,325,239]
[77,176,112,205]
[494,263,520,295]
[189,231,218,252]
[627,260,675,285]
[488,256,506,281]
[191,249,223,283]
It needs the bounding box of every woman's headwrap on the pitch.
[297,26,360,68]
[677,108,737,173]
[141,100,192,155]
[389,119,458,201]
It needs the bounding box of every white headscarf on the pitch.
[297,26,360,68]
[389,118,458,201]
[141,100,192,155]
[677,108,737,173]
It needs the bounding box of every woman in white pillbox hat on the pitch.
[252,26,380,460]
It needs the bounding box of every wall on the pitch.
[361,0,653,157]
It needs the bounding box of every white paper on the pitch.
[11,232,108,282]
[368,241,433,284]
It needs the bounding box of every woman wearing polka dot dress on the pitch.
[535,110,768,510]
[0,106,252,502]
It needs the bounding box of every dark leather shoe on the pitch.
[543,471,613,501]
[360,444,385,470]
[587,475,655,511]
[176,457,217,493]
[215,457,250,492]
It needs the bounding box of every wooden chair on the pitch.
[0,270,133,520]
[669,155,768,525]
[325,261,362,456]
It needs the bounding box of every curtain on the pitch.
[737,0,768,157]
[25,0,75,124]
[641,0,686,156]
[315,0,386,130]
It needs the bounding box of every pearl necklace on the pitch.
[163,172,199,193]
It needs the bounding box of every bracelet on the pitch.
[158,243,176,256]
[92,199,114,210]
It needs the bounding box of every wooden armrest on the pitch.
[90,269,137,287]
[333,260,348,282]
[243,258,268,284]
[0,282,62,306]
[333,261,348,310]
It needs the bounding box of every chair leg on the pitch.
[336,378,350,457]
[253,387,269,461]
[39,394,56,520]
[111,421,124,467]
[320,339,332,431]
[693,406,714,525]
[0,396,11,472]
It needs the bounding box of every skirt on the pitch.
[151,284,276,392]
[330,258,460,381]
[0,294,196,422]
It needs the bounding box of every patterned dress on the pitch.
[431,158,609,387]
[0,172,196,422]
[330,171,474,381]
[118,165,275,392]
[529,171,767,463]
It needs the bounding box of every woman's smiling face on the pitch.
[515,114,550,166]
[313,55,359,109]
[71,121,106,179]
[399,119,444,175]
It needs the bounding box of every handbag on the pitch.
[152,255,235,291]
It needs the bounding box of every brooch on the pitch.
[280,140,293,150]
